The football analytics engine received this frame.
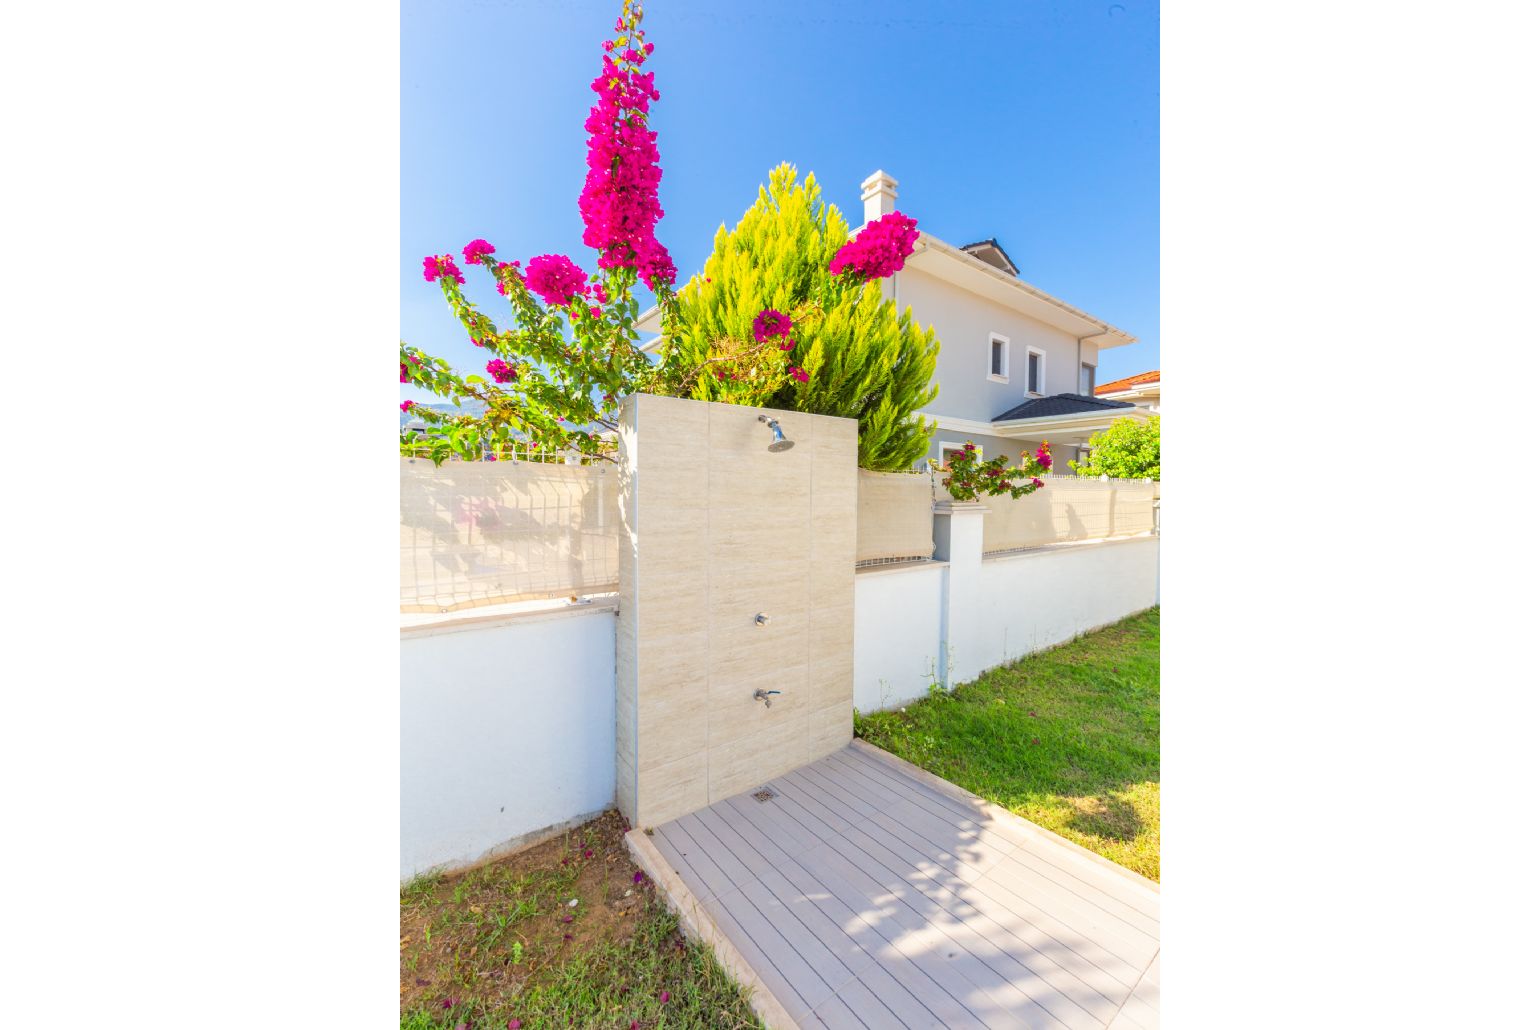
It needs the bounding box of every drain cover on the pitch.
[752,788,778,803]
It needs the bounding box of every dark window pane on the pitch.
[1028,353,1040,392]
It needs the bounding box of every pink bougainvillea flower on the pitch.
[633,870,646,884]
[508,1020,522,1029]
[422,254,465,285]
[461,238,496,264]
[525,254,588,306]
[440,997,455,1009]
[630,1022,640,1030]
[577,10,676,290]
[1032,477,1044,488]
[788,366,810,384]
[779,339,797,351]
[400,362,409,383]
[829,210,919,280]
[583,848,594,858]
[752,308,792,343]
[400,400,414,412]
[659,990,670,1004]
[486,359,518,384]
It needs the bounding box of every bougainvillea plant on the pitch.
[400,0,679,465]
[401,5,930,467]
[930,441,1055,502]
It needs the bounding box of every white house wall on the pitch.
[897,266,1096,424]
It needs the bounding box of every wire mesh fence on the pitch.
[400,455,619,612]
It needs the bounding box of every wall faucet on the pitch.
[753,689,782,708]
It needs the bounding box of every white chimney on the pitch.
[860,169,897,224]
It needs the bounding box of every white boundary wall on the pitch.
[853,561,946,712]
[850,525,1158,712]
[400,603,617,879]
[400,510,1158,875]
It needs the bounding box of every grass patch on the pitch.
[400,810,761,1029]
[855,607,1160,880]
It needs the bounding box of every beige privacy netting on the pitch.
[974,475,1157,555]
[856,470,936,563]
[401,458,619,612]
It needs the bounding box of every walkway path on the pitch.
[626,740,1159,1029]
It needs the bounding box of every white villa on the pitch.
[640,169,1152,471]
[852,170,1150,472]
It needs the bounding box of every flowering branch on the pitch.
[930,441,1055,502]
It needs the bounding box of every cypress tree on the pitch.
[664,164,939,470]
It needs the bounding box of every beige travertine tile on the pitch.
[708,713,810,802]
[708,614,810,686]
[637,670,709,772]
[615,752,637,825]
[635,563,709,626]
[807,602,854,662]
[807,656,852,711]
[636,750,708,827]
[708,676,808,749]
[808,699,854,759]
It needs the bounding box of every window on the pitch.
[987,334,1009,382]
[1025,347,1046,396]
[1080,362,1095,396]
[939,442,971,467]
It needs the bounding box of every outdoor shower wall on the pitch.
[615,394,857,828]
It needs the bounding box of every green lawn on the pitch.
[854,607,1160,881]
[400,811,761,1029]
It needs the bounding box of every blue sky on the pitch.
[402,0,1158,400]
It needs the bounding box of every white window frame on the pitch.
[987,333,1009,383]
[938,440,972,466]
[1079,361,1096,396]
[1024,346,1046,397]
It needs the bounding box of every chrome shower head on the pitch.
[758,414,795,452]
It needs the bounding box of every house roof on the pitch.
[992,393,1136,423]
[958,238,1020,277]
[1095,369,1160,396]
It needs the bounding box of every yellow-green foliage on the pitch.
[667,164,940,470]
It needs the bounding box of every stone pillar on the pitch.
[932,501,987,689]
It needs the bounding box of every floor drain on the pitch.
[752,788,778,803]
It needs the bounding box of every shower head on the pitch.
[758,414,795,452]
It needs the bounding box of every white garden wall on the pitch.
[971,536,1158,677]
[400,603,617,880]
[400,510,1157,877]
[853,562,946,712]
